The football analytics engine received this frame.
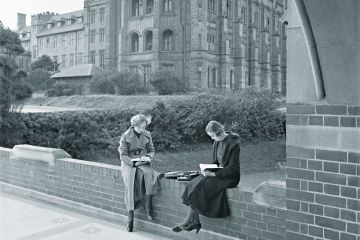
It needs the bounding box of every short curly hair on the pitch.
[130,114,148,127]
[205,120,225,137]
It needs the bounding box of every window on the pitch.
[77,17,83,23]
[145,31,153,51]
[62,34,67,47]
[208,0,215,12]
[32,46,37,59]
[77,32,83,46]
[67,19,72,26]
[39,39,43,49]
[77,53,83,65]
[70,33,75,46]
[90,9,96,23]
[100,8,105,22]
[129,66,139,73]
[230,69,234,89]
[161,63,174,71]
[99,29,105,42]
[99,50,105,68]
[212,68,216,87]
[207,33,215,51]
[132,0,140,16]
[46,38,50,48]
[90,30,96,44]
[57,21,62,27]
[207,66,211,87]
[131,33,139,52]
[89,51,96,64]
[146,0,154,14]
[47,23,52,29]
[198,34,202,49]
[62,55,66,68]
[164,0,173,12]
[53,56,58,65]
[226,0,232,18]
[69,54,74,67]
[143,65,152,87]
[53,36,57,48]
[163,29,174,51]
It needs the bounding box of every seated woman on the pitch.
[118,114,163,232]
[172,120,241,234]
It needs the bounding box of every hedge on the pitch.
[11,89,285,159]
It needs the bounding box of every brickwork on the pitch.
[286,103,360,240]
[0,149,286,240]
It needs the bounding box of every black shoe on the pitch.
[182,222,201,234]
[127,221,133,232]
[172,222,191,233]
[146,210,154,221]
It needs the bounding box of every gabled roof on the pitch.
[51,64,105,79]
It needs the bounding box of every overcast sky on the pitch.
[1,0,84,30]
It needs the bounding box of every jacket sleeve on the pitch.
[118,134,134,166]
[215,143,240,179]
[145,134,155,159]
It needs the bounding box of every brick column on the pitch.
[286,104,360,240]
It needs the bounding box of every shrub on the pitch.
[46,89,56,97]
[89,72,115,94]
[110,71,147,95]
[149,70,187,95]
[52,82,81,96]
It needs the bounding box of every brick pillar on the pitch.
[286,104,360,240]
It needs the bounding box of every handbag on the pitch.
[163,171,200,181]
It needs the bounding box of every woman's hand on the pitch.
[135,161,147,167]
[140,156,151,162]
[201,171,216,177]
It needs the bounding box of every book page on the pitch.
[199,164,223,171]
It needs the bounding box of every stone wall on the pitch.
[0,146,286,240]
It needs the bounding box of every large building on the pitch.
[17,0,287,92]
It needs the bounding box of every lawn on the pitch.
[82,139,285,175]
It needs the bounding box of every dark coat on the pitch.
[182,132,241,218]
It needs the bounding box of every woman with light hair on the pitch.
[118,114,163,232]
[172,120,241,234]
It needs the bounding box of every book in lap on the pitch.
[199,164,223,172]
[131,157,151,162]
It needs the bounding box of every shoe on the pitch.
[182,222,201,234]
[172,222,191,233]
[146,211,154,221]
[127,211,134,232]
[159,172,165,179]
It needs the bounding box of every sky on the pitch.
[1,0,84,30]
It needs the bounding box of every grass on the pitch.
[25,94,193,111]
[82,139,285,175]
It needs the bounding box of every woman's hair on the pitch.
[206,120,225,137]
[130,114,148,127]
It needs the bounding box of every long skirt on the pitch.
[181,175,237,218]
[121,162,160,211]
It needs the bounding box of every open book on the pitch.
[131,157,151,162]
[199,164,223,172]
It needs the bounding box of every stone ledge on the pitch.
[253,180,286,209]
[12,145,71,166]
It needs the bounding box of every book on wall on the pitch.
[199,164,223,172]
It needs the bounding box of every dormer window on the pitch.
[77,17,83,23]
[47,23,53,29]
[67,19,72,26]
[57,21,63,27]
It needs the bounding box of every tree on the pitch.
[0,24,32,146]
[110,71,147,95]
[26,68,54,91]
[31,55,60,72]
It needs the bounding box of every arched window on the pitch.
[132,0,140,16]
[163,30,174,51]
[131,33,139,52]
[145,31,153,51]
[208,0,215,12]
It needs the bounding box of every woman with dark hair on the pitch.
[172,120,241,234]
[118,114,163,232]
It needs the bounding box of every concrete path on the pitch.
[0,191,174,240]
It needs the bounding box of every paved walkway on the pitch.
[0,191,174,240]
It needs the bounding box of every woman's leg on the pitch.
[145,194,154,220]
[172,206,197,232]
[182,206,202,233]
[127,210,134,232]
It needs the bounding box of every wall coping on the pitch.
[12,144,71,166]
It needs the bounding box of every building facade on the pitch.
[17,0,287,92]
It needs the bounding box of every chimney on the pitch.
[17,13,26,31]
